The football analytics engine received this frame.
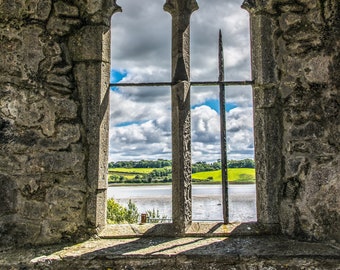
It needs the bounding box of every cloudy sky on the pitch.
[109,0,253,163]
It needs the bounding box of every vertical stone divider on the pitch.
[164,0,198,235]
[69,25,111,231]
[244,2,282,225]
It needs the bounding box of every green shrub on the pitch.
[125,199,139,223]
[107,198,139,224]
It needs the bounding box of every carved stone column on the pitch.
[164,0,198,234]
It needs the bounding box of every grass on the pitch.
[108,167,255,184]
[192,168,255,184]
[108,168,155,180]
[109,168,155,174]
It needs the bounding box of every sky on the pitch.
[109,0,254,163]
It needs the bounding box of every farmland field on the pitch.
[108,168,155,181]
[108,167,255,184]
[109,168,155,174]
[192,168,255,184]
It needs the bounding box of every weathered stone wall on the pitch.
[249,0,339,242]
[0,0,120,246]
[0,0,339,248]
[275,0,339,242]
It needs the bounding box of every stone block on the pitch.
[68,26,111,62]
[0,117,13,145]
[54,1,79,17]
[46,187,85,220]
[279,13,301,32]
[285,157,309,179]
[0,33,23,78]
[52,97,78,120]
[303,56,331,84]
[0,174,17,217]
[43,173,86,192]
[5,124,74,159]
[290,121,325,139]
[45,1,81,36]
[2,218,41,246]
[74,0,121,25]
[7,90,56,137]
[0,0,25,20]
[0,24,45,81]
[46,74,74,90]
[295,165,340,241]
[26,0,52,21]
[0,0,52,21]
[47,16,81,37]
[25,151,85,174]
[47,219,82,240]
[18,200,49,220]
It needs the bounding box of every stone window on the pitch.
[101,0,281,237]
[0,0,337,248]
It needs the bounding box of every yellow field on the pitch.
[109,168,155,174]
[192,168,255,183]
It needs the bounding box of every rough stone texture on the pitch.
[0,0,339,265]
[247,0,340,242]
[274,0,339,242]
[0,0,121,247]
[0,236,339,269]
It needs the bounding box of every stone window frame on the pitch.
[81,2,282,236]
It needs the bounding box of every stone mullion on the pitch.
[171,81,192,234]
[244,2,281,225]
[164,0,198,234]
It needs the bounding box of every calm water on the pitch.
[108,184,256,222]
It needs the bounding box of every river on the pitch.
[108,184,256,222]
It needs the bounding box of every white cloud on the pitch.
[226,107,254,160]
[192,105,220,143]
[109,0,254,162]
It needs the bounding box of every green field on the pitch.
[108,168,155,180]
[192,168,255,184]
[109,168,155,174]
[109,167,255,184]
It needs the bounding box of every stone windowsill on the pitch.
[99,222,281,238]
[0,224,339,269]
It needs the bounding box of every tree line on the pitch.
[108,158,255,172]
[108,159,172,169]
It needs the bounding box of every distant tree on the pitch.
[108,174,120,183]
[108,159,254,173]
[227,159,255,168]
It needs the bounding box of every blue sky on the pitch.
[111,69,127,83]
[109,0,253,162]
